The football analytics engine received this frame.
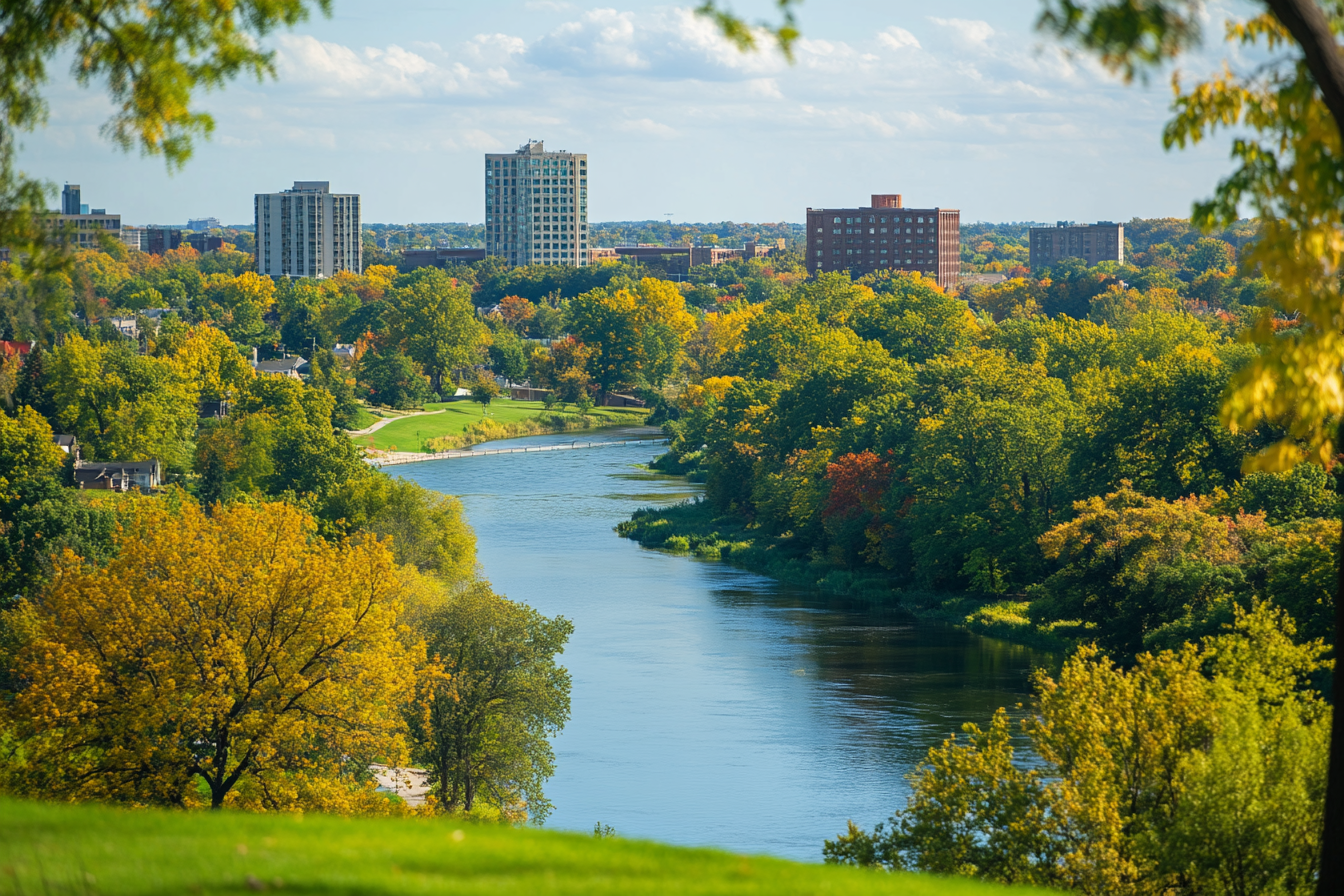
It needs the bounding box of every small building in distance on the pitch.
[255,181,362,278]
[254,356,307,379]
[403,248,487,270]
[586,239,785,276]
[188,217,221,231]
[806,194,961,290]
[52,434,78,457]
[74,459,161,492]
[186,232,225,253]
[1029,221,1124,269]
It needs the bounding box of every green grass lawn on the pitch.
[348,405,380,431]
[356,400,650,451]
[0,798,1041,896]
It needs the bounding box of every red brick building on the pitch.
[805,194,960,290]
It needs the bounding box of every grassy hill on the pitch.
[352,400,649,451]
[0,798,1043,896]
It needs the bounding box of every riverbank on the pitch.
[616,498,1070,653]
[350,399,649,453]
[0,797,1034,896]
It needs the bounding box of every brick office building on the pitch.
[805,194,960,289]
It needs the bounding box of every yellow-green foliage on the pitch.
[827,605,1328,895]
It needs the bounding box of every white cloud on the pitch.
[22,2,1248,225]
[928,17,995,48]
[877,27,920,51]
[619,117,677,137]
[274,34,517,99]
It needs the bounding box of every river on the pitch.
[393,427,1046,861]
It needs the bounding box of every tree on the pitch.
[408,579,572,822]
[469,370,500,410]
[1,499,415,811]
[386,269,489,393]
[0,405,63,501]
[357,346,432,409]
[825,605,1329,896]
[0,0,329,263]
[563,288,644,395]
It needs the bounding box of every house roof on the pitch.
[0,340,32,356]
[254,357,307,372]
[52,434,77,448]
[74,459,160,477]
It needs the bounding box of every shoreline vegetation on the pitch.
[617,497,1071,653]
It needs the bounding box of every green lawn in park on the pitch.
[0,797,1043,896]
[354,400,650,452]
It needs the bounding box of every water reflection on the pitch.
[393,428,1046,861]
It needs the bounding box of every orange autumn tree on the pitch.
[1,498,416,812]
[822,450,893,567]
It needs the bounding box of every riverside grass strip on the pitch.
[0,798,1041,896]
[353,400,649,452]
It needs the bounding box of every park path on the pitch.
[345,408,444,437]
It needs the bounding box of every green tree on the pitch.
[386,269,488,393]
[563,288,644,395]
[469,370,500,410]
[408,580,572,822]
[0,0,328,262]
[825,605,1329,896]
[357,347,432,409]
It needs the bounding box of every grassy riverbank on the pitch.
[353,400,649,452]
[616,500,1070,652]
[0,797,1039,896]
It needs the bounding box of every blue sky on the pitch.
[24,0,1254,226]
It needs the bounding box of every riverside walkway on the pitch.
[366,437,668,468]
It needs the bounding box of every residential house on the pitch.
[253,356,307,379]
[52,434,78,457]
[198,399,231,419]
[74,459,161,491]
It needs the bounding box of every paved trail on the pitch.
[345,408,444,437]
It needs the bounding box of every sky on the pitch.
[23,0,1259,227]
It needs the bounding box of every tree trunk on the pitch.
[1256,7,1344,889]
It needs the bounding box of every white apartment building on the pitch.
[254,181,361,278]
[484,141,588,266]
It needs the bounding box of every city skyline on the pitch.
[22,1,1253,226]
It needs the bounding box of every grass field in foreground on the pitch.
[357,400,649,451]
[0,798,1042,896]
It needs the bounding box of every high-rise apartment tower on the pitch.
[806,194,960,290]
[485,141,588,266]
[254,181,361,278]
[1028,222,1124,269]
[61,184,81,216]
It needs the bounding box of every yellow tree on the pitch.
[167,323,256,403]
[2,499,416,812]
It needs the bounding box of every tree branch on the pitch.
[1264,0,1344,142]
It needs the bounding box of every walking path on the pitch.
[366,437,668,468]
[345,408,444,437]
[370,764,429,807]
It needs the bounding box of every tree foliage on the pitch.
[1,499,415,812]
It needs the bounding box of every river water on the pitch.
[393,427,1046,861]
